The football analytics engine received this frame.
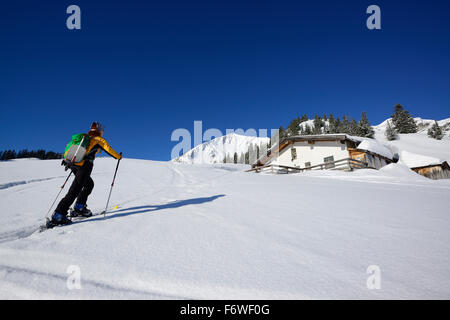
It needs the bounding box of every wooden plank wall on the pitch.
[412,165,450,180]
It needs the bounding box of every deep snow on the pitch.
[0,158,449,299]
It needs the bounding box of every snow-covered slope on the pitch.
[373,118,450,166]
[173,133,270,164]
[1,158,450,299]
[373,117,450,137]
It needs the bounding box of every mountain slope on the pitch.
[373,118,450,165]
[173,133,270,164]
[0,158,450,299]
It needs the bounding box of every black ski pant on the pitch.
[55,161,94,215]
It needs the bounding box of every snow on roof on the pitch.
[356,139,394,160]
[399,150,443,168]
[288,133,360,142]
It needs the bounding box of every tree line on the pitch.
[278,104,447,141]
[223,141,270,165]
[0,149,63,161]
[280,111,376,139]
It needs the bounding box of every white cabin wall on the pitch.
[274,140,350,168]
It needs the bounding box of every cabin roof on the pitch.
[410,161,450,170]
[285,134,360,143]
[399,150,446,169]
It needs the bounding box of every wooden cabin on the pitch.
[252,134,394,172]
[411,161,450,180]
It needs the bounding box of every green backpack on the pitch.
[64,133,91,164]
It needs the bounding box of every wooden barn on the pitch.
[399,151,450,180]
[411,161,450,180]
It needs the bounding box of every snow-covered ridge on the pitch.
[173,133,270,164]
[373,117,450,135]
[372,117,450,167]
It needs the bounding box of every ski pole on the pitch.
[102,153,122,217]
[45,170,73,219]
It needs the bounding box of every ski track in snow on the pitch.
[0,225,41,244]
[0,263,187,299]
[0,176,65,191]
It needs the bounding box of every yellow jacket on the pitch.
[76,136,121,166]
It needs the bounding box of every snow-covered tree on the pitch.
[385,120,398,141]
[391,104,417,134]
[302,123,313,135]
[313,115,324,134]
[248,143,255,164]
[427,121,444,140]
[357,112,375,138]
[239,152,245,164]
[343,118,359,136]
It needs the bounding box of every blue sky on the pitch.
[1,0,449,160]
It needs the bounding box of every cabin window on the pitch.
[305,162,311,170]
[291,148,297,161]
[324,156,335,169]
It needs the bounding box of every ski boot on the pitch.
[70,203,93,218]
[46,212,72,229]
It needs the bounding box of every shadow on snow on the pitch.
[74,194,226,224]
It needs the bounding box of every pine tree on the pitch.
[334,117,342,133]
[391,104,418,134]
[349,119,359,136]
[328,114,337,133]
[287,117,301,137]
[278,126,287,140]
[233,152,238,164]
[303,124,313,135]
[300,114,309,122]
[427,121,444,140]
[341,115,350,134]
[239,152,245,164]
[313,115,323,134]
[357,112,375,138]
[385,120,398,141]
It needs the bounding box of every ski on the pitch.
[39,206,120,232]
